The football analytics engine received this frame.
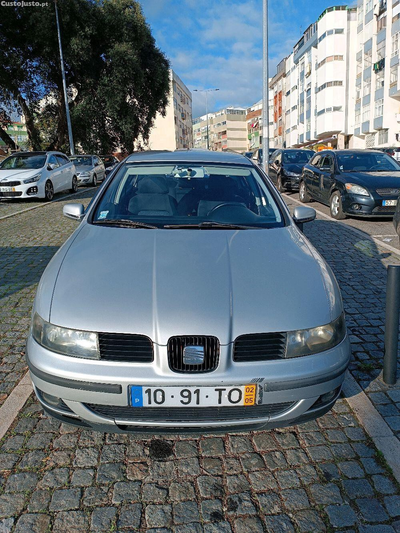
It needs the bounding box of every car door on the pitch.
[302,154,321,199]
[318,154,336,205]
[56,155,70,190]
[47,155,63,192]
[269,150,281,184]
[95,156,106,181]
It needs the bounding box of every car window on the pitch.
[48,155,60,168]
[92,163,285,229]
[70,156,92,166]
[320,155,333,170]
[336,152,400,172]
[56,155,67,167]
[310,154,321,167]
[282,151,314,164]
[0,154,46,170]
[273,152,281,164]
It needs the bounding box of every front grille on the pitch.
[85,402,295,422]
[372,205,396,214]
[376,188,400,196]
[98,333,153,362]
[0,181,20,187]
[168,336,219,373]
[0,191,22,197]
[233,333,287,362]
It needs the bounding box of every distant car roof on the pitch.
[125,149,253,166]
[5,151,65,156]
[318,149,385,155]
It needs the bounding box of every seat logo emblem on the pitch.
[183,346,205,365]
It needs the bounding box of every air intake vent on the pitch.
[167,336,219,373]
[233,333,287,362]
[98,333,153,362]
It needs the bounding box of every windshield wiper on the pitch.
[93,219,158,229]
[164,222,261,230]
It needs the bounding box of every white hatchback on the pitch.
[0,151,77,201]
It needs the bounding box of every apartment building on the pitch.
[146,70,193,150]
[353,0,400,148]
[283,6,357,150]
[0,120,28,151]
[193,107,248,152]
[246,93,274,152]
[270,59,287,149]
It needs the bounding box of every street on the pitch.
[1,190,400,531]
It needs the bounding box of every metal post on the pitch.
[383,265,400,385]
[54,0,75,155]
[262,0,270,173]
[205,91,209,150]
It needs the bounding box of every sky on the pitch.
[140,0,354,119]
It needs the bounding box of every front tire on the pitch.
[277,175,286,193]
[92,174,97,187]
[44,180,54,201]
[299,181,311,203]
[70,176,78,194]
[330,191,346,220]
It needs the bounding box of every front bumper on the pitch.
[342,193,398,217]
[282,175,301,190]
[77,176,92,185]
[0,182,43,199]
[26,335,351,433]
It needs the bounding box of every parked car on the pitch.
[299,149,400,219]
[242,151,254,159]
[27,150,350,433]
[101,154,120,176]
[378,147,400,162]
[268,149,315,192]
[70,155,105,186]
[251,147,276,167]
[0,151,77,200]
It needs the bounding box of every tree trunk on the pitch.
[0,126,17,150]
[16,94,42,150]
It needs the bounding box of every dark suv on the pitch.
[268,149,315,192]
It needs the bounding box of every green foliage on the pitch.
[0,0,170,154]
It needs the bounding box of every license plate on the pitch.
[129,385,258,408]
[383,200,397,207]
[0,187,14,192]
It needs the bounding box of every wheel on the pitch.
[330,191,346,220]
[277,175,286,193]
[92,174,97,187]
[44,180,54,201]
[299,181,311,203]
[70,176,78,193]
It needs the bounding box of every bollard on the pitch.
[383,265,400,385]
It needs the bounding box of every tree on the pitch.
[0,0,170,153]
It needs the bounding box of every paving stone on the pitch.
[53,511,89,532]
[338,460,365,479]
[83,486,109,507]
[96,462,125,483]
[275,469,300,489]
[285,448,308,466]
[5,471,38,492]
[361,458,385,475]
[99,444,126,463]
[197,476,224,498]
[229,435,253,454]
[325,505,357,528]
[173,501,200,524]
[264,514,295,533]
[117,504,142,529]
[226,493,256,515]
[38,468,69,489]
[13,514,50,533]
[204,523,232,532]
[281,489,310,511]
[200,438,225,456]
[234,516,264,533]
[253,433,277,451]
[17,450,46,470]
[169,481,196,502]
[249,471,278,492]
[201,499,223,522]
[343,479,375,498]
[146,504,172,528]
[330,443,356,460]
[309,483,342,504]
[294,510,326,532]
[257,493,281,515]
[275,432,300,448]
[372,475,396,495]
[202,457,223,475]
[356,498,389,522]
[71,468,94,487]
[0,518,14,533]
[385,495,400,518]
[49,488,81,511]
[0,492,25,519]
[0,453,19,471]
[28,489,51,512]
[264,451,288,469]
[175,457,201,476]
[226,474,250,493]
[175,441,198,458]
[112,481,141,504]
[73,446,99,467]
[127,461,149,480]
[90,507,117,531]
[239,453,264,471]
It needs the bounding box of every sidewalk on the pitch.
[303,217,400,438]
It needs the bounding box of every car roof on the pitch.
[6,151,66,156]
[317,149,385,156]
[125,149,253,166]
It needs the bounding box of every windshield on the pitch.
[283,151,314,164]
[92,163,284,229]
[70,156,92,166]
[337,152,400,172]
[0,154,46,170]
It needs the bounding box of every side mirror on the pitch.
[292,206,316,231]
[47,163,57,171]
[63,203,84,221]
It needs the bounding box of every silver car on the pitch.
[70,155,105,186]
[27,150,350,433]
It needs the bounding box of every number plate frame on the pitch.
[383,200,397,207]
[0,187,15,192]
[129,385,258,408]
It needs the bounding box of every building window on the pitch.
[355,108,361,125]
[376,70,385,90]
[362,106,370,122]
[364,78,371,95]
[365,0,373,13]
[375,98,384,117]
[357,4,363,23]
[391,65,398,87]
[378,129,389,144]
[364,49,372,68]
[377,40,386,61]
[377,15,387,31]
[393,33,400,58]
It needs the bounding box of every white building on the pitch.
[146,70,193,150]
[193,107,248,152]
[246,91,274,152]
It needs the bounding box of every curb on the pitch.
[0,372,33,440]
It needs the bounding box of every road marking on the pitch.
[0,187,96,221]
[0,372,33,440]
[283,193,400,258]
[343,372,400,483]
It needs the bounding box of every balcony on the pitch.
[390,82,400,99]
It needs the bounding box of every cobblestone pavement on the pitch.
[1,395,400,532]
[0,189,95,406]
[0,186,95,219]
[285,191,400,250]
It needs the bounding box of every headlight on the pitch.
[285,171,301,178]
[24,174,41,184]
[31,313,99,359]
[345,184,370,197]
[78,172,90,177]
[286,314,346,358]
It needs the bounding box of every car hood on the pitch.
[341,171,400,190]
[75,165,93,174]
[49,224,343,344]
[0,169,42,181]
[283,164,304,174]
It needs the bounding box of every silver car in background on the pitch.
[27,150,350,433]
[70,154,105,186]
